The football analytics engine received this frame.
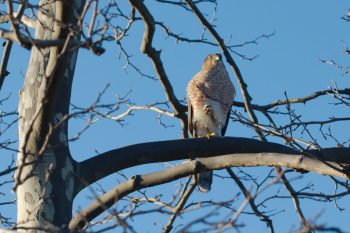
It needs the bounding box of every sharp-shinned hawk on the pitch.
[187,53,235,192]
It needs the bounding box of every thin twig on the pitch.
[163,177,196,233]
[226,168,275,233]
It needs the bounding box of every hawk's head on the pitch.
[202,53,223,71]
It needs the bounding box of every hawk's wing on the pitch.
[221,108,231,136]
[188,98,195,137]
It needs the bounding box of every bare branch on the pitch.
[99,105,175,122]
[128,0,188,138]
[71,145,349,231]
[0,13,36,28]
[76,137,350,194]
[163,177,196,233]
[0,1,27,91]
[252,88,350,111]
[0,28,105,55]
[276,167,308,228]
[226,168,275,233]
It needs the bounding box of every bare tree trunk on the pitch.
[14,1,83,231]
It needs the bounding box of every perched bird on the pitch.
[187,53,235,192]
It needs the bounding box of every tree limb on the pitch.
[75,137,350,195]
[71,147,349,231]
[128,0,188,138]
[232,88,350,112]
[0,28,105,54]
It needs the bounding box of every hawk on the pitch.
[187,53,235,192]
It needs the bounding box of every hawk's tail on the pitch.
[198,170,213,193]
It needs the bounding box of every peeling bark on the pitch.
[15,1,83,231]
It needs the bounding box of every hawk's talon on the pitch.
[206,132,218,139]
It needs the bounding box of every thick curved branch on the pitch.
[75,137,350,194]
[128,0,188,138]
[71,149,348,231]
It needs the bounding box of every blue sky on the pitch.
[1,0,349,232]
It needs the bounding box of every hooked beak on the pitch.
[214,54,222,61]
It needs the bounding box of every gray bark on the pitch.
[15,1,83,231]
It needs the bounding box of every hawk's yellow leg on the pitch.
[205,132,218,139]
